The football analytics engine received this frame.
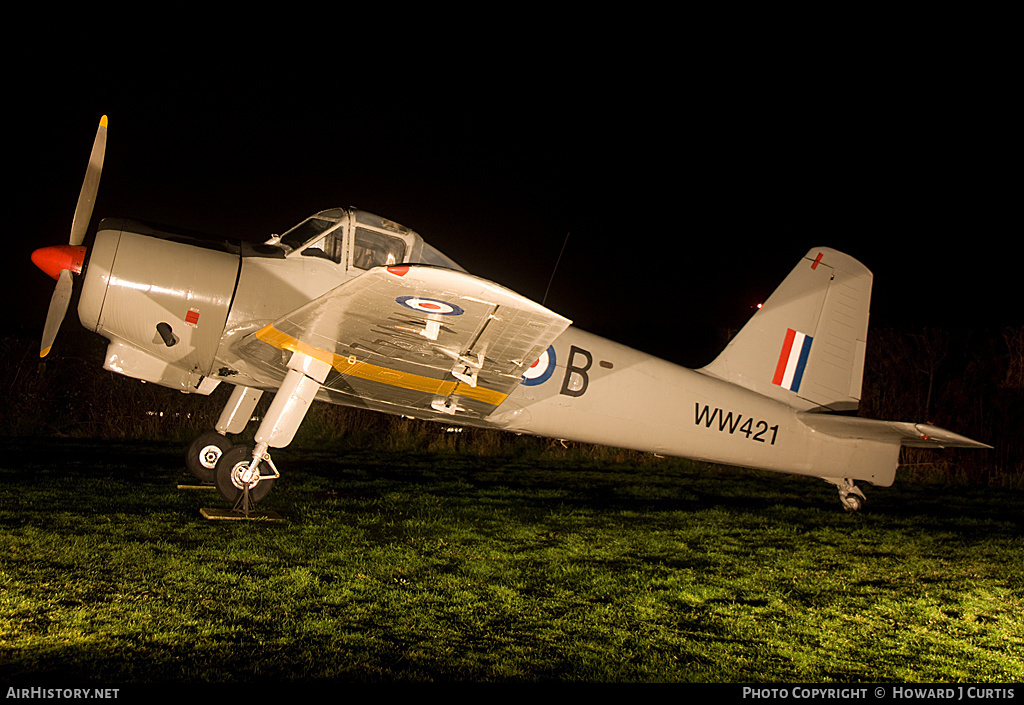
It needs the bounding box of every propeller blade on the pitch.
[41,269,73,358]
[36,115,108,358]
[68,115,107,247]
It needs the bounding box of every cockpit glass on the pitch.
[280,217,334,251]
[351,227,407,269]
[301,230,345,264]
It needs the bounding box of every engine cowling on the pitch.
[78,220,240,392]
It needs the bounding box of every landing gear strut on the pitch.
[189,351,329,515]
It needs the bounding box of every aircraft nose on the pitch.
[31,244,87,280]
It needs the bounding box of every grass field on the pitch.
[1,437,1022,684]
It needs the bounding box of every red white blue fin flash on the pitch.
[772,329,813,392]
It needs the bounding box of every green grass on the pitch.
[1,438,1022,683]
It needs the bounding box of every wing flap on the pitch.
[235,265,571,418]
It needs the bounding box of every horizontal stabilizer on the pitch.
[798,413,992,449]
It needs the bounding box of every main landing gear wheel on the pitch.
[214,444,276,508]
[186,431,233,484]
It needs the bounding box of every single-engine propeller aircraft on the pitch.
[33,116,990,513]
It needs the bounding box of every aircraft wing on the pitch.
[234,265,571,418]
[798,413,992,449]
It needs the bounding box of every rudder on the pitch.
[699,248,872,412]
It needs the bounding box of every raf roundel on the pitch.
[522,345,557,386]
[395,296,464,316]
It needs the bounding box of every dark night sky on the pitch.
[7,52,1017,368]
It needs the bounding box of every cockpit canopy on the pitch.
[277,208,464,272]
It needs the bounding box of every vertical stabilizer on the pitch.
[699,248,872,412]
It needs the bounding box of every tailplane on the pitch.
[700,248,872,412]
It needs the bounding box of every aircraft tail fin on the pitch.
[699,248,872,412]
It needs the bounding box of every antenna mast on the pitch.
[542,232,571,307]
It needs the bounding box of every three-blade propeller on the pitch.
[32,115,107,357]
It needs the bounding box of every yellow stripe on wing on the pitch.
[254,324,509,407]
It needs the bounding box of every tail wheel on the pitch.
[185,431,233,483]
[841,493,865,513]
[214,445,275,506]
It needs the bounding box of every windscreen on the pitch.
[280,217,334,252]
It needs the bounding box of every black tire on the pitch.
[214,445,275,506]
[186,431,233,483]
[842,494,865,512]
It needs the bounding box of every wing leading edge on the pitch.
[235,265,571,418]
